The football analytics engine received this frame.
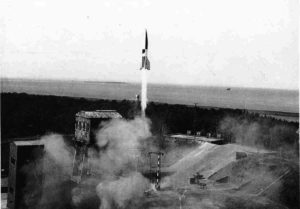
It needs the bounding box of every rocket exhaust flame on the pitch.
[141,69,147,118]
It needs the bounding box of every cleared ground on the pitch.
[144,142,299,209]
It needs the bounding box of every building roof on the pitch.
[76,110,122,119]
[167,134,223,143]
[14,140,44,146]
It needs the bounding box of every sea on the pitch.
[1,78,298,115]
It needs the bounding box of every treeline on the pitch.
[1,93,298,149]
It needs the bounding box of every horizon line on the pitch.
[1,76,298,91]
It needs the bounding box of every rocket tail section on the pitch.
[145,57,150,70]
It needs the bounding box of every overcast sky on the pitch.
[1,0,298,89]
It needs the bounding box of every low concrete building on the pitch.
[7,140,44,209]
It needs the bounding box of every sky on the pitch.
[1,0,299,89]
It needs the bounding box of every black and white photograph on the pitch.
[1,0,299,208]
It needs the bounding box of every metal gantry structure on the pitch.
[148,151,164,190]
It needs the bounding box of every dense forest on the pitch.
[1,92,233,138]
[1,93,299,179]
[0,92,298,146]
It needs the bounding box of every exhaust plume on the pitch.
[141,70,148,117]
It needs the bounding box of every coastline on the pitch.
[1,78,298,114]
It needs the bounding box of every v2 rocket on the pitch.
[140,30,150,70]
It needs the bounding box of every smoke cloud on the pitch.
[79,117,151,178]
[20,116,153,209]
[93,117,151,208]
[96,172,149,209]
[41,134,73,175]
[21,134,74,209]
[219,116,298,155]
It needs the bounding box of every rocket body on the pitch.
[140,30,150,70]
[140,30,149,118]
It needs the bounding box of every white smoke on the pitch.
[41,134,73,175]
[94,117,151,208]
[141,69,148,117]
[22,117,153,209]
[89,117,151,177]
[23,134,75,208]
[96,172,149,209]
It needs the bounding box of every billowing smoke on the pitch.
[69,117,152,208]
[21,134,74,209]
[39,135,74,208]
[96,172,149,209]
[21,116,153,209]
[95,117,150,174]
[141,70,148,117]
[41,134,73,174]
[219,117,261,147]
[93,117,151,208]
[219,116,298,155]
